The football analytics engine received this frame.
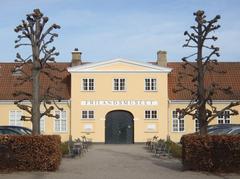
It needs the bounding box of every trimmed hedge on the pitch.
[181,134,240,172]
[60,141,69,155]
[0,135,62,171]
[165,140,182,158]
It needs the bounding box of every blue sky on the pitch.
[0,0,239,62]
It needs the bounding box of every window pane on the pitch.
[83,79,88,90]
[172,111,177,118]
[173,110,184,132]
[40,117,45,132]
[16,111,22,126]
[218,110,231,124]
[224,111,230,118]
[114,79,119,90]
[218,119,223,124]
[120,79,125,90]
[145,79,150,90]
[9,111,15,125]
[55,111,66,132]
[195,119,200,132]
[82,111,87,118]
[145,111,151,119]
[152,111,157,118]
[61,120,67,131]
[151,79,156,91]
[89,111,94,118]
[179,119,184,131]
[173,119,178,132]
[9,111,22,126]
[55,119,60,132]
[89,79,94,90]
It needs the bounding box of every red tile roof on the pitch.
[0,61,239,101]
[168,62,240,100]
[0,63,71,100]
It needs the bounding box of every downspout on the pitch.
[67,100,72,141]
[167,99,170,141]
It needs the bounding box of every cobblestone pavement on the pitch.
[0,144,239,179]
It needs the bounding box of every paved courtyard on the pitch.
[0,144,239,179]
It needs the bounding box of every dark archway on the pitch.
[105,110,134,144]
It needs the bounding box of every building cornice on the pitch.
[68,58,172,73]
[169,100,239,104]
[0,100,70,104]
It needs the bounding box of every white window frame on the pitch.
[195,118,200,132]
[218,110,231,124]
[9,110,23,126]
[40,116,45,133]
[54,110,67,133]
[113,78,126,91]
[144,78,157,91]
[81,110,95,120]
[172,111,184,132]
[81,78,95,91]
[144,110,158,120]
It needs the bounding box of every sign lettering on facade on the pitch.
[80,100,158,106]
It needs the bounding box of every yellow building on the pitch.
[0,50,240,142]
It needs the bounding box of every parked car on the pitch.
[0,127,23,135]
[0,126,32,135]
[207,124,240,133]
[208,125,240,135]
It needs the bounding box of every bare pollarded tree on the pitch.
[174,10,240,135]
[13,9,64,134]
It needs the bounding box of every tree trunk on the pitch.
[31,60,41,135]
[31,36,41,135]
[197,22,208,135]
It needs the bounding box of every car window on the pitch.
[209,128,231,135]
[0,129,5,134]
[23,128,32,134]
[230,129,240,135]
[3,129,19,135]
[18,128,28,134]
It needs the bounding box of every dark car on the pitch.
[0,126,32,135]
[0,128,23,135]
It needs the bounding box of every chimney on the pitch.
[156,50,167,67]
[71,48,82,66]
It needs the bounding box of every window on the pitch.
[194,111,200,132]
[55,111,67,132]
[82,78,94,91]
[172,111,184,132]
[218,110,230,124]
[82,110,94,119]
[195,119,200,132]
[9,110,22,126]
[113,78,126,91]
[145,78,157,91]
[145,110,157,120]
[40,116,45,133]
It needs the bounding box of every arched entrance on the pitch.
[105,110,134,144]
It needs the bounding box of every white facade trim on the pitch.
[169,100,239,104]
[0,100,70,104]
[67,58,172,73]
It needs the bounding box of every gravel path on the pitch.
[0,144,239,179]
